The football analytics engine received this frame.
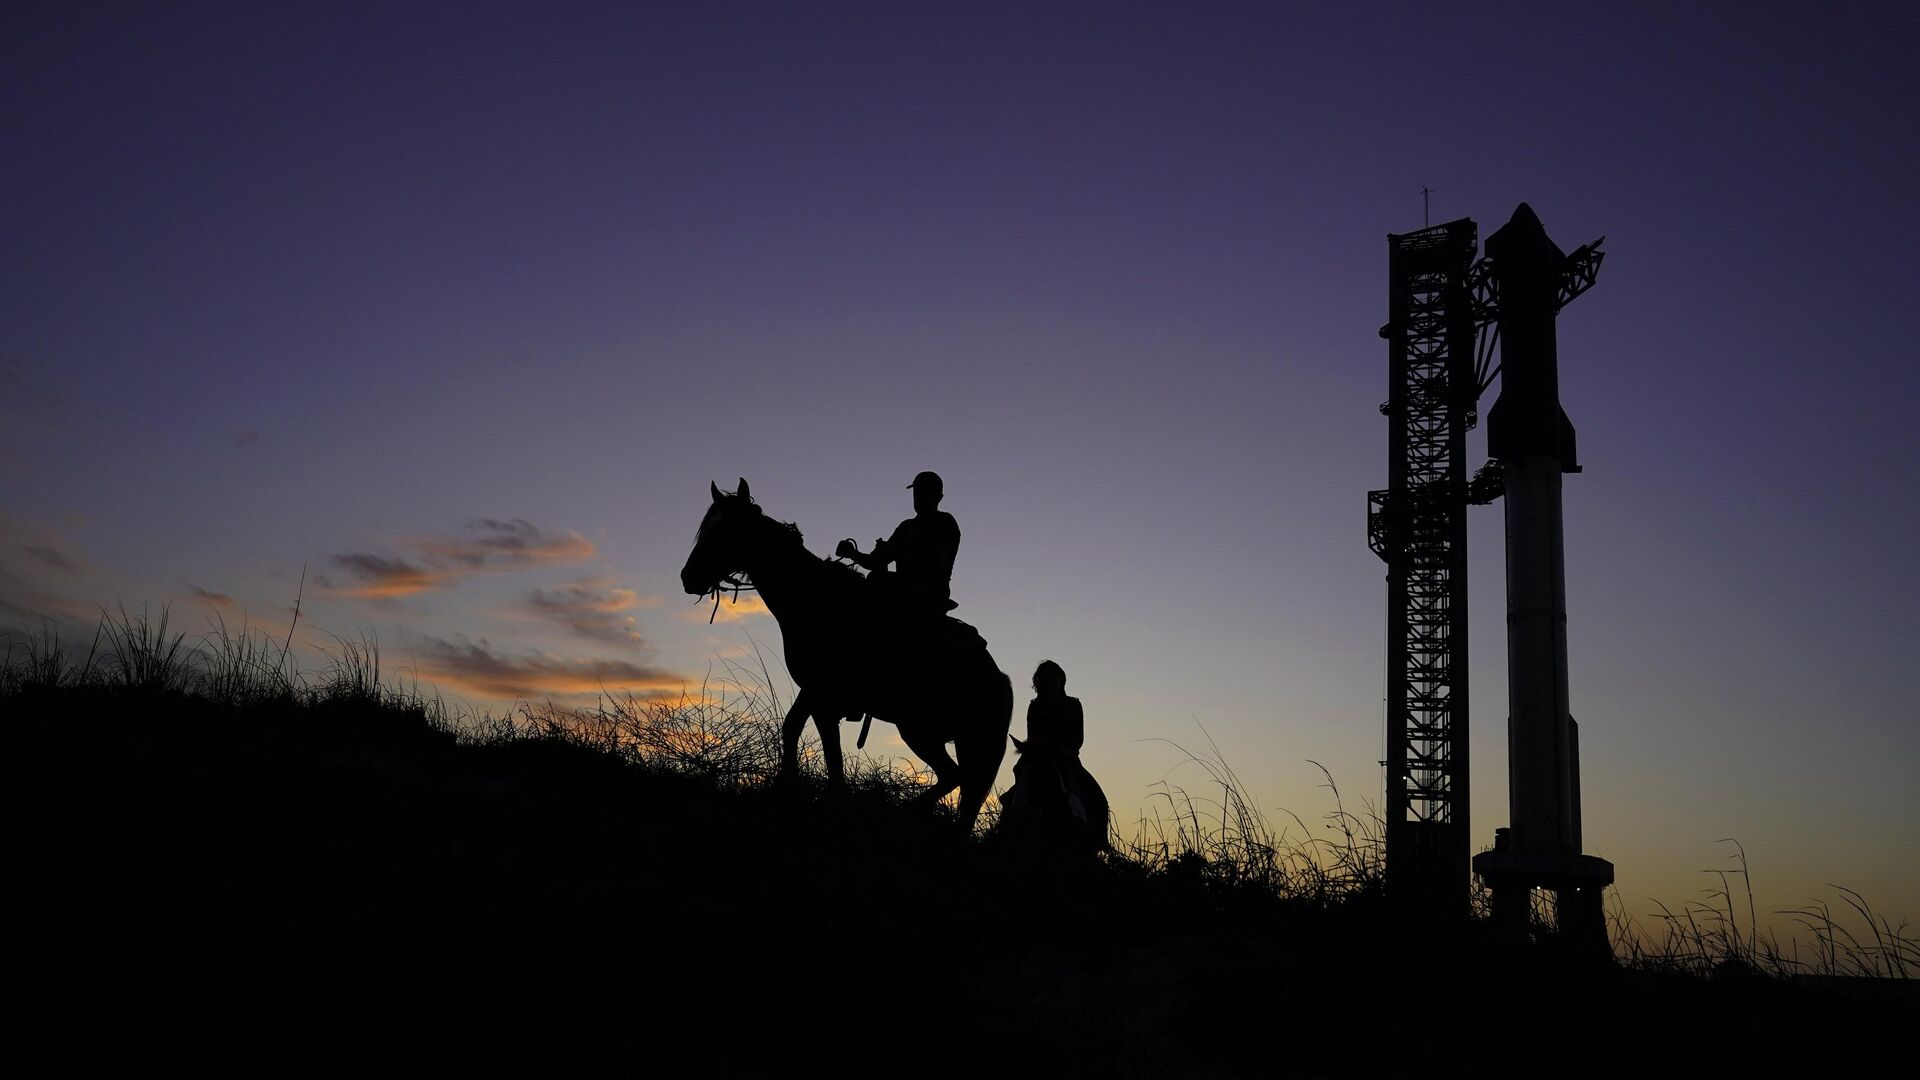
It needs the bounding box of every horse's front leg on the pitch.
[779,689,812,780]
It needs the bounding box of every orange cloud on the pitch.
[525,581,661,646]
[417,518,595,569]
[325,519,597,599]
[324,554,451,598]
[410,635,687,701]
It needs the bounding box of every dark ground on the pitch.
[10,684,1908,1075]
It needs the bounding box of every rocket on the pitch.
[1465,203,1612,950]
[1484,203,1588,861]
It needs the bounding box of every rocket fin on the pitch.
[1486,393,1511,461]
[1559,408,1580,473]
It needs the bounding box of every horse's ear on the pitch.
[710,481,723,503]
[737,477,751,501]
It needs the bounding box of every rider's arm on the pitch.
[864,520,913,571]
[840,536,891,571]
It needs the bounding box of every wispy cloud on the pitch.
[184,583,236,609]
[24,543,84,573]
[525,581,658,647]
[0,556,98,632]
[326,519,596,599]
[325,553,449,598]
[0,511,91,580]
[409,635,686,701]
[419,518,595,570]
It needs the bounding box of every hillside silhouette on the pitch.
[7,614,1910,1074]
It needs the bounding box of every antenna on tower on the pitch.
[1422,186,1434,228]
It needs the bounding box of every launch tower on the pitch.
[1368,218,1479,915]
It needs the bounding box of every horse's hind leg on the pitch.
[955,668,1015,831]
[779,690,812,780]
[954,731,1010,832]
[811,710,845,785]
[899,728,961,810]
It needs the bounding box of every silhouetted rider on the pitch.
[837,471,960,617]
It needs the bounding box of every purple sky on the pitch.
[5,3,1915,938]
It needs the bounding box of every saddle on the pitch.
[868,612,989,666]
[859,570,978,646]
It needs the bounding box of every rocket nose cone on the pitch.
[1488,201,1563,264]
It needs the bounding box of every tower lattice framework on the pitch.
[1369,218,1478,912]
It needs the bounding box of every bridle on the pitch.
[703,572,756,624]
[693,498,859,623]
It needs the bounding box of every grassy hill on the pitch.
[6,614,1910,1074]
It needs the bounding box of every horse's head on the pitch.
[681,478,763,596]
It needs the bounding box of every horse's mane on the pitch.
[708,490,803,541]
[761,507,867,586]
[739,495,806,547]
[725,491,861,578]
[766,514,864,585]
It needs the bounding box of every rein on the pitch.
[703,551,855,623]
[706,573,756,624]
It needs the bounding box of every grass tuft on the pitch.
[99,604,193,692]
[1607,838,1916,981]
[1119,738,1385,908]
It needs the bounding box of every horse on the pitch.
[997,735,1111,856]
[680,479,1013,830]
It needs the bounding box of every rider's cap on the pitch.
[908,470,944,495]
